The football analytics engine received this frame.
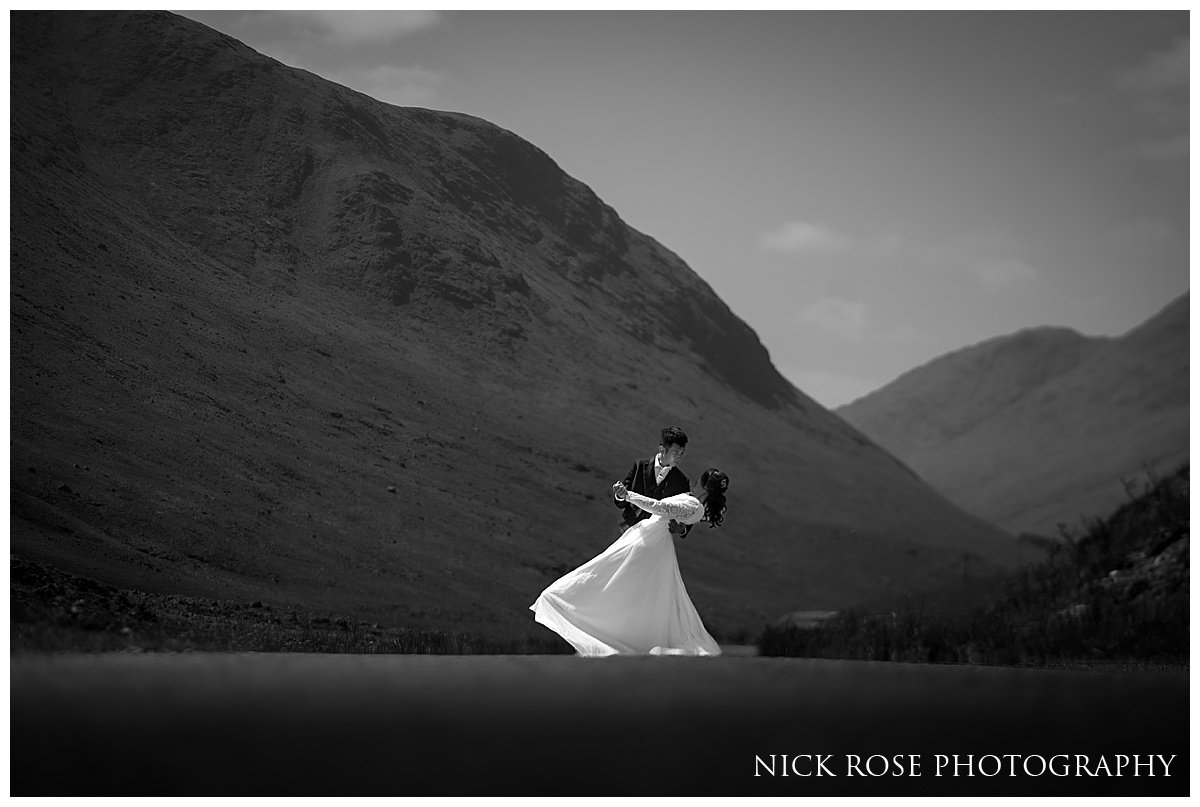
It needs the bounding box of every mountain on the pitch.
[838,295,1189,537]
[10,11,1017,645]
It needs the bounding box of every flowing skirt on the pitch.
[530,515,721,657]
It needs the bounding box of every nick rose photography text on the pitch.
[753,754,1178,778]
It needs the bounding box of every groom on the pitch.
[612,425,693,539]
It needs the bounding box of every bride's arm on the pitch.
[621,490,702,523]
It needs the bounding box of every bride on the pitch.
[530,468,730,657]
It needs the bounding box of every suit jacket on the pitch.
[615,458,693,536]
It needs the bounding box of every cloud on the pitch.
[759,221,852,253]
[1115,36,1189,137]
[330,65,445,107]
[862,232,908,258]
[909,231,1039,293]
[972,258,1038,290]
[1116,36,1189,94]
[191,12,449,107]
[277,10,443,44]
[778,366,881,410]
[758,221,1039,295]
[797,297,871,341]
[1046,92,1087,108]
[1114,217,1175,251]
[1128,133,1189,163]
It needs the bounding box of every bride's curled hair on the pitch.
[699,468,729,528]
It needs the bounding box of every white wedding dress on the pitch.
[530,491,721,657]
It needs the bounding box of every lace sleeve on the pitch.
[623,491,703,524]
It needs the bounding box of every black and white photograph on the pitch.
[9,6,1190,798]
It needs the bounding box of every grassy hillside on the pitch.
[761,465,1189,666]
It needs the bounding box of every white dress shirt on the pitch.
[654,454,670,485]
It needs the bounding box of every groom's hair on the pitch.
[660,426,688,449]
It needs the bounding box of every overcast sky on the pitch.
[178,9,1189,408]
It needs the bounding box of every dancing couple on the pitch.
[530,426,730,657]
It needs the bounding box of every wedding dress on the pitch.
[530,491,721,657]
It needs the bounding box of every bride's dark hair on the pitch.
[699,468,729,528]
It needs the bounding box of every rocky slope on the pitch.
[10,11,1017,645]
[838,294,1189,537]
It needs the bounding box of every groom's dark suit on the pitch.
[615,458,693,537]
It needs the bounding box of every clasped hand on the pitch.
[614,481,685,537]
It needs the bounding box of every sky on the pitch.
[177,8,1190,408]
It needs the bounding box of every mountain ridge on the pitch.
[838,294,1189,536]
[838,325,1111,459]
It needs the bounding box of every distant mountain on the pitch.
[838,294,1189,537]
[10,11,1016,645]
